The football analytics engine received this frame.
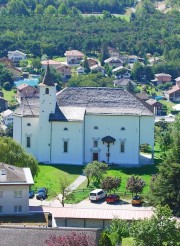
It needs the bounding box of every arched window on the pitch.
[121,127,125,131]
[27,123,31,126]
[94,126,98,130]
[64,127,68,131]
[45,88,49,94]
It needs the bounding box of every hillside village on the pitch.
[0,0,180,245]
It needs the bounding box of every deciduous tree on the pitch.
[101,176,121,193]
[126,176,146,197]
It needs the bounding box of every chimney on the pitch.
[0,169,7,182]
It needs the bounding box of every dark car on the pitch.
[29,190,35,199]
[106,194,120,203]
[36,188,48,200]
[132,195,142,206]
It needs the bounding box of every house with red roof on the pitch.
[64,50,84,65]
[164,78,180,102]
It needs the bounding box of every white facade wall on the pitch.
[13,116,39,158]
[38,85,56,163]
[140,116,154,149]
[51,121,84,164]
[84,115,140,165]
[0,185,29,215]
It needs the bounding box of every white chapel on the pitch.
[13,66,154,166]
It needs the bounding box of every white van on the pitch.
[89,189,106,201]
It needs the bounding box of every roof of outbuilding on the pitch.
[14,98,39,117]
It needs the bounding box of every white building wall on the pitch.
[84,115,140,165]
[51,121,84,164]
[13,116,39,158]
[38,85,56,163]
[140,116,154,148]
[0,185,29,215]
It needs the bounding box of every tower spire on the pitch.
[42,63,55,86]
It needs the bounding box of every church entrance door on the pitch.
[93,152,98,161]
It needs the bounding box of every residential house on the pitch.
[56,63,71,80]
[0,109,13,126]
[8,50,27,66]
[64,50,84,65]
[107,47,120,58]
[112,66,131,79]
[16,83,39,101]
[148,57,165,65]
[104,57,123,68]
[152,73,172,85]
[87,58,98,67]
[135,91,150,101]
[0,97,8,112]
[145,99,163,115]
[128,55,138,64]
[90,64,105,76]
[113,78,137,91]
[76,66,86,75]
[0,163,34,215]
[164,78,180,102]
[41,60,61,69]
[13,65,154,166]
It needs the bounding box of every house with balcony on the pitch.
[107,47,120,58]
[55,63,71,80]
[104,57,123,68]
[41,60,61,69]
[0,163,34,215]
[65,50,84,65]
[90,64,105,76]
[152,73,172,85]
[112,66,131,79]
[16,83,39,102]
[8,50,27,66]
[164,77,180,102]
[145,99,163,115]
[0,109,14,126]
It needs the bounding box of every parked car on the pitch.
[89,189,106,202]
[132,195,142,206]
[29,190,35,199]
[106,194,120,203]
[36,188,48,200]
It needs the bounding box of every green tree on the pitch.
[126,176,146,197]
[130,205,180,246]
[81,56,90,74]
[83,161,108,186]
[101,176,121,194]
[44,5,57,15]
[34,4,44,15]
[0,136,39,176]
[98,233,112,246]
[107,218,129,246]
[58,3,68,15]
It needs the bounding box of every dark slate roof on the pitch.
[0,163,26,183]
[14,87,153,118]
[49,103,67,121]
[42,64,55,86]
[113,79,137,87]
[14,98,39,117]
[56,87,153,116]
[0,226,100,246]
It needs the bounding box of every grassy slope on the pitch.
[34,164,83,199]
[2,89,16,102]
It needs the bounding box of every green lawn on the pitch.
[53,57,66,62]
[2,88,16,102]
[122,238,134,246]
[33,164,83,199]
